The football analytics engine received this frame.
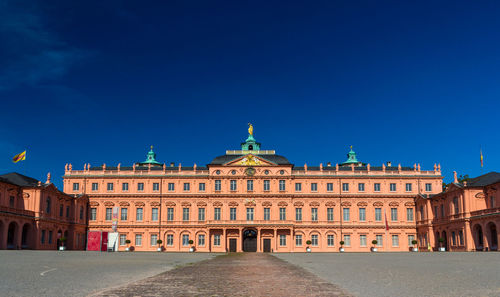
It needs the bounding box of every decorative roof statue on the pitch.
[248,123,254,136]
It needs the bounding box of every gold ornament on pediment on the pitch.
[240,155,261,166]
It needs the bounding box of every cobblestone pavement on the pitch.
[93,253,352,297]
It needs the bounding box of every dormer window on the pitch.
[248,145,253,150]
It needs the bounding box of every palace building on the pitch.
[63,125,444,252]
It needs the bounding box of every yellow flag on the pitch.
[12,151,26,163]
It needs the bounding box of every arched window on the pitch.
[248,145,253,150]
[46,197,51,213]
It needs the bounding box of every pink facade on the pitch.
[416,171,500,251]
[63,131,443,252]
[0,173,88,250]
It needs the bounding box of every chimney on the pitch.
[387,161,392,167]
[327,162,331,167]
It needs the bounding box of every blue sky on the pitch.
[1,0,499,188]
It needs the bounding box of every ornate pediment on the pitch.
[325,201,336,207]
[404,202,415,206]
[373,201,384,207]
[293,201,304,207]
[357,202,368,207]
[224,154,276,166]
[103,201,115,206]
[119,201,130,207]
[150,201,161,207]
[197,201,207,207]
[213,201,223,207]
[309,201,320,207]
[89,201,99,206]
[165,201,176,206]
[262,201,273,207]
[341,201,351,207]
[135,201,145,207]
[389,201,400,206]
[181,201,192,207]
[278,201,289,206]
[228,201,239,206]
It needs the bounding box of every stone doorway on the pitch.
[229,238,237,252]
[243,229,257,252]
[263,238,271,252]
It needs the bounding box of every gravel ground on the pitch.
[274,252,500,297]
[0,250,217,297]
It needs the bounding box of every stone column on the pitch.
[256,228,260,252]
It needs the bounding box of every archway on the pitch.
[7,222,18,249]
[21,224,31,249]
[243,229,257,252]
[487,222,498,251]
[473,224,484,251]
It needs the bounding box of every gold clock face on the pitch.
[245,167,256,176]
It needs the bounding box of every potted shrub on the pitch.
[438,238,446,251]
[156,239,163,252]
[339,241,345,252]
[188,240,195,252]
[59,237,67,251]
[125,239,131,251]
[411,239,418,252]
[371,240,378,252]
[306,240,312,252]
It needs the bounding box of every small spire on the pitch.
[453,171,458,183]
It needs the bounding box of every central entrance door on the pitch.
[229,238,237,252]
[243,229,257,252]
[263,238,271,252]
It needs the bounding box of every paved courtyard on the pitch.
[0,251,216,297]
[275,252,500,297]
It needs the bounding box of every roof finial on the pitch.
[151,145,153,150]
[350,145,353,150]
[248,123,253,136]
[46,172,51,184]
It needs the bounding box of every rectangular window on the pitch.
[214,234,221,246]
[199,183,206,192]
[90,208,97,221]
[295,235,302,246]
[408,235,415,247]
[66,206,71,218]
[425,183,432,192]
[280,234,286,246]
[41,230,46,244]
[342,183,349,192]
[311,234,318,246]
[343,208,350,221]
[135,234,142,246]
[391,208,398,221]
[376,235,383,247]
[214,180,221,191]
[374,183,381,192]
[153,183,159,191]
[343,234,351,247]
[136,208,143,221]
[107,183,113,191]
[406,208,414,221]
[263,180,270,191]
[168,183,174,191]
[183,183,190,191]
[230,208,237,220]
[59,204,64,217]
[459,230,464,245]
[392,235,399,247]
[152,208,158,221]
[406,183,412,192]
[73,183,79,191]
[358,183,365,192]
[247,180,253,191]
[360,235,367,247]
[198,208,205,221]
[420,206,425,220]
[198,234,205,246]
[375,208,382,221]
[440,204,445,217]
[434,206,439,218]
[327,208,334,221]
[9,196,15,208]
[390,183,396,192]
[451,231,456,246]
[182,234,189,246]
[327,183,333,192]
[48,231,53,244]
[182,208,190,221]
[167,234,174,246]
[121,208,128,220]
[122,183,129,191]
[230,180,237,191]
[295,208,302,221]
[359,208,366,222]
[295,183,302,192]
[167,208,174,221]
[264,208,270,220]
[92,183,98,191]
[279,180,286,191]
[120,234,126,246]
[327,235,335,246]
[151,234,158,246]
[311,183,318,192]
[246,208,254,221]
[311,208,318,221]
[453,197,459,214]
[279,207,286,220]
[105,208,112,221]
[214,208,221,220]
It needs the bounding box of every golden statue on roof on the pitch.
[248,123,253,136]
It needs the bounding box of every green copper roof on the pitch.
[241,133,261,151]
[139,146,161,165]
[341,146,360,165]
